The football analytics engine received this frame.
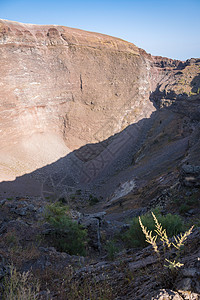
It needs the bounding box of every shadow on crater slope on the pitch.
[0,93,199,210]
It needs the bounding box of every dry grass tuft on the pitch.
[2,265,40,300]
[139,212,194,270]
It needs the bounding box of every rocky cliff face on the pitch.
[0,19,156,181]
[0,19,199,205]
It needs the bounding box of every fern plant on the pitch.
[139,212,194,270]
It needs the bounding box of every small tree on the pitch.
[44,203,87,256]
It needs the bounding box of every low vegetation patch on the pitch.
[172,193,200,215]
[139,212,194,270]
[123,209,186,248]
[105,240,119,261]
[66,272,114,300]
[43,202,87,256]
[88,194,99,206]
[33,264,115,300]
[2,265,40,300]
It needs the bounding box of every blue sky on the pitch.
[0,0,199,60]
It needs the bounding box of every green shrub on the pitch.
[171,197,181,206]
[76,189,82,195]
[105,240,119,261]
[139,212,194,270]
[89,194,99,206]
[44,203,87,256]
[123,210,185,248]
[179,204,190,214]
[173,194,199,214]
[6,197,13,201]
[159,213,186,236]
[186,195,199,206]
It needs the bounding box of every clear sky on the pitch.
[0,0,199,61]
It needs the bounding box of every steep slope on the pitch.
[0,19,199,211]
[0,19,155,181]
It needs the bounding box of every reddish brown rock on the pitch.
[0,19,199,194]
[0,19,156,181]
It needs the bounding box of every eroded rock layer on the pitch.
[0,19,199,199]
[0,19,157,181]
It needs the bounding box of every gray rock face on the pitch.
[79,212,106,252]
[128,256,157,272]
[182,164,200,174]
[181,164,200,187]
